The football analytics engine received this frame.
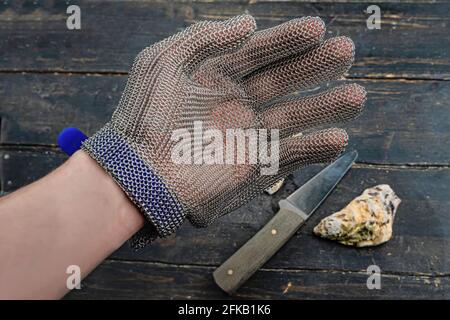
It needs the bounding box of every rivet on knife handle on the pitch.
[213,207,306,294]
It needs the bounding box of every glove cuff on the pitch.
[81,123,185,238]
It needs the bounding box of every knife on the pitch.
[213,150,358,294]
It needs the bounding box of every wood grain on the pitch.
[64,259,450,299]
[1,0,449,299]
[1,75,449,165]
[0,1,449,79]
[2,150,450,278]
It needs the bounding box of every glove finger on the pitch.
[279,127,348,175]
[260,84,366,139]
[200,17,325,79]
[244,36,355,104]
[257,128,348,191]
[113,15,255,133]
[173,14,256,73]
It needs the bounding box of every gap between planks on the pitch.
[1,145,450,171]
[0,69,449,82]
[104,257,450,279]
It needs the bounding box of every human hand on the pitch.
[82,14,366,248]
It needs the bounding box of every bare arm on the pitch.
[0,150,144,299]
[0,14,364,300]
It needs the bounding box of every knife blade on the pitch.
[213,150,358,294]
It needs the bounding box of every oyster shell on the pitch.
[313,184,401,247]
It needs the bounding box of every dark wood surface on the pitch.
[1,0,449,299]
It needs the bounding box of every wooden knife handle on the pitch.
[213,207,306,294]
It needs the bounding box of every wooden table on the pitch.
[1,1,449,299]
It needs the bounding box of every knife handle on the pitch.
[213,207,305,294]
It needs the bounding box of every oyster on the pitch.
[313,184,401,247]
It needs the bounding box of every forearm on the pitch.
[0,150,144,299]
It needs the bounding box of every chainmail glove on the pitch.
[82,14,366,249]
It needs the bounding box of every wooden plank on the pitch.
[2,149,450,276]
[64,259,450,299]
[0,148,65,191]
[1,74,449,165]
[0,73,124,146]
[0,1,449,79]
[114,164,450,276]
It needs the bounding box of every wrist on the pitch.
[81,124,185,238]
[67,150,145,251]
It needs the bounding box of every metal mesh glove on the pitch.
[82,14,366,249]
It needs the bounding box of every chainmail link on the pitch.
[82,14,366,249]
